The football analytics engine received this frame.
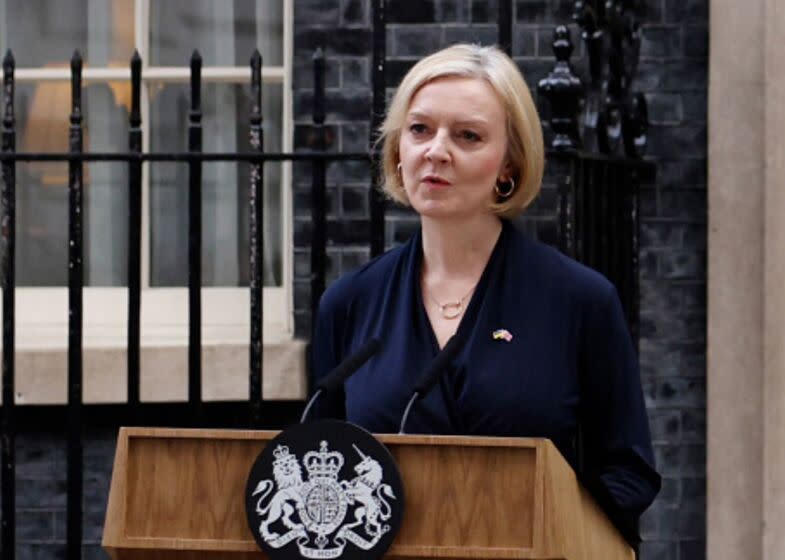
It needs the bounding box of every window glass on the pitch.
[0,0,286,290]
[149,82,283,287]
[9,81,130,286]
[149,0,283,67]
[0,0,134,67]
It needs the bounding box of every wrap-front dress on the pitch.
[311,219,660,539]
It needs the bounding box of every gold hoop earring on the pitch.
[495,178,515,199]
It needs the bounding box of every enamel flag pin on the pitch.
[492,329,513,342]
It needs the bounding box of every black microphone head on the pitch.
[316,337,382,392]
[412,333,464,396]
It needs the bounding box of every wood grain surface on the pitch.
[390,444,535,549]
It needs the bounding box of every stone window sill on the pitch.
[0,339,308,405]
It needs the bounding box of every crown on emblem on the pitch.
[304,440,344,479]
[272,445,293,467]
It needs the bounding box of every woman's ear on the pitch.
[498,161,514,182]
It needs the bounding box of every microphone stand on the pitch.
[300,389,323,423]
[398,391,419,434]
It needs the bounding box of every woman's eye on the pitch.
[409,123,427,134]
[460,130,481,142]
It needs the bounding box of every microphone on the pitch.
[300,337,382,423]
[399,333,464,434]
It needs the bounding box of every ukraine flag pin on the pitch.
[492,329,513,342]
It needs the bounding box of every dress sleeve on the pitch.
[309,283,348,420]
[578,282,661,540]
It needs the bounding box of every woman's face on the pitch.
[398,76,510,221]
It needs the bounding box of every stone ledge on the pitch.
[0,339,308,405]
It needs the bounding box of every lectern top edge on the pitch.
[119,426,546,450]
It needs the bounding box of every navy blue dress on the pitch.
[311,219,660,535]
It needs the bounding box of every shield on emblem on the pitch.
[299,477,348,535]
[245,419,405,560]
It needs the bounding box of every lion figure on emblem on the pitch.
[252,445,305,540]
[341,445,396,537]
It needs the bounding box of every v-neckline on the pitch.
[413,220,509,354]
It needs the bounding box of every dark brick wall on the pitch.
[633,2,708,559]
[5,2,707,559]
[292,1,708,559]
[12,429,115,559]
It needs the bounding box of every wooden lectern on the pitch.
[103,427,634,559]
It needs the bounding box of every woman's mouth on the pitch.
[422,175,451,187]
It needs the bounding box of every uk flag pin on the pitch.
[492,329,513,342]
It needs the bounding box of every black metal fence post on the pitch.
[369,0,386,258]
[66,49,84,560]
[585,160,597,268]
[599,161,609,275]
[1,49,16,560]
[188,51,203,421]
[310,48,327,332]
[127,51,143,417]
[558,158,575,259]
[498,0,513,56]
[575,157,586,263]
[608,163,621,297]
[628,167,640,349]
[249,50,264,428]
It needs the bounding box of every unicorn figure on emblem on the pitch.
[339,445,396,538]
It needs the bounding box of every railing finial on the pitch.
[250,50,262,128]
[537,26,583,151]
[190,50,202,117]
[2,49,13,70]
[539,0,650,156]
[2,50,14,132]
[130,50,142,128]
[70,50,83,123]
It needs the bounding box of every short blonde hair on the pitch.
[378,44,545,219]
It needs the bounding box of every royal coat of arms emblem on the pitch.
[245,420,404,560]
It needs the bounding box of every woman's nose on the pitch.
[424,131,451,163]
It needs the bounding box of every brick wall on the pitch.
[635,1,708,558]
[13,429,115,559]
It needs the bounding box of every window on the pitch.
[0,0,296,402]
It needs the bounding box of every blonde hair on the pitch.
[377,44,545,218]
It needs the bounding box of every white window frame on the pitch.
[0,0,294,352]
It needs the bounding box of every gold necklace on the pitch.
[426,283,477,320]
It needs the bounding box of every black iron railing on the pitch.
[1,46,16,560]
[0,1,653,558]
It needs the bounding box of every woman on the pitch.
[311,44,660,537]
